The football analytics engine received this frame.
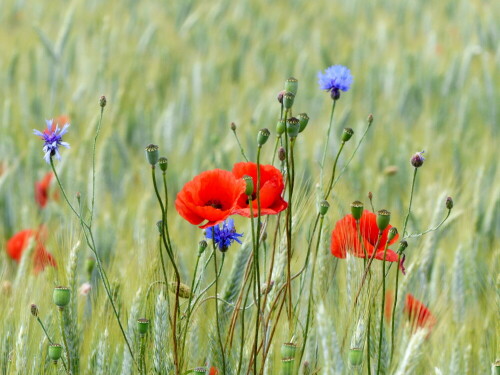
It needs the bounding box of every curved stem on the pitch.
[90,107,104,228]
[323,141,345,200]
[402,168,418,237]
[50,158,81,219]
[59,309,71,374]
[376,242,390,375]
[232,127,249,162]
[212,242,226,374]
[319,100,337,186]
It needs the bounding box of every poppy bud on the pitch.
[243,175,254,197]
[53,286,70,309]
[397,240,408,254]
[284,77,298,96]
[198,240,207,255]
[137,318,149,335]
[257,128,270,147]
[376,210,391,231]
[368,192,373,201]
[169,282,193,299]
[145,144,159,166]
[230,122,237,131]
[319,200,329,216]
[351,201,364,220]
[348,348,363,367]
[287,117,300,138]
[31,304,39,317]
[367,114,374,124]
[281,342,297,359]
[99,95,107,108]
[283,92,295,109]
[276,119,286,135]
[410,151,425,168]
[388,227,398,242]
[446,196,453,210]
[85,257,95,277]
[341,128,354,142]
[298,113,309,133]
[277,90,286,104]
[48,343,63,363]
[158,157,168,172]
[278,147,286,161]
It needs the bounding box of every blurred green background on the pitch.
[0,0,498,373]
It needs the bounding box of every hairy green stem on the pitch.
[376,242,390,375]
[89,106,104,228]
[319,100,337,186]
[212,241,227,374]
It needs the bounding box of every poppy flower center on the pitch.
[205,199,223,210]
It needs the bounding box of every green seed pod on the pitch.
[388,227,398,242]
[193,367,208,374]
[281,342,297,359]
[30,304,39,317]
[351,201,364,220]
[145,144,159,166]
[169,282,193,299]
[397,240,408,254]
[376,209,391,231]
[446,196,453,210]
[257,128,270,147]
[284,77,298,96]
[85,257,96,277]
[276,119,286,135]
[158,157,168,172]
[494,360,500,375]
[341,128,354,142]
[298,113,309,133]
[286,117,300,138]
[99,95,107,108]
[319,200,329,216]
[348,348,363,367]
[48,343,63,362]
[198,240,208,255]
[283,92,295,109]
[137,318,150,335]
[243,175,254,197]
[53,286,70,309]
[281,357,295,375]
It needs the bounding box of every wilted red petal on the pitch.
[404,294,436,332]
[35,172,54,208]
[232,162,287,217]
[6,229,56,273]
[33,244,57,274]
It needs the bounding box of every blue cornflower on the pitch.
[33,120,70,164]
[317,65,353,97]
[205,218,243,252]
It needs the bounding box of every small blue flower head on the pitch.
[33,120,70,164]
[205,218,243,252]
[317,65,353,99]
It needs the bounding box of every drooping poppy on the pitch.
[175,169,246,229]
[330,209,399,261]
[6,229,57,273]
[404,294,436,331]
[35,172,54,208]
[232,162,287,217]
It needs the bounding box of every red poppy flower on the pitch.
[6,229,57,273]
[330,210,399,261]
[175,169,246,229]
[404,294,436,331]
[35,172,54,208]
[209,367,218,375]
[231,162,287,217]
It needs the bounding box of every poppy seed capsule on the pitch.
[99,95,107,108]
[283,92,295,109]
[276,119,286,135]
[257,128,270,147]
[397,240,408,254]
[193,368,208,374]
[281,357,295,373]
[169,282,193,299]
[53,286,71,309]
[137,318,149,335]
[446,196,453,210]
[145,144,159,166]
[48,343,62,362]
[284,77,298,96]
[348,348,363,367]
[287,117,300,138]
[319,200,329,216]
[158,157,168,172]
[30,304,39,317]
[298,113,309,133]
[342,128,354,142]
[198,240,207,255]
[376,210,391,231]
[388,227,398,242]
[351,201,364,220]
[243,175,254,197]
[281,342,297,359]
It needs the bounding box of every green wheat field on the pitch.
[0,0,498,374]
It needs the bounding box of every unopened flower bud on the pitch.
[284,77,298,96]
[341,128,354,142]
[368,192,373,201]
[99,95,107,108]
[137,318,149,335]
[145,144,159,166]
[376,210,391,231]
[158,157,168,172]
[410,150,425,168]
[243,175,254,197]
[30,304,39,317]
[319,200,329,216]
[230,122,237,131]
[85,257,95,277]
[257,128,270,147]
[198,240,208,255]
[397,240,408,254]
[287,117,300,138]
[298,113,309,133]
[278,147,286,162]
[388,227,398,242]
[277,90,286,104]
[446,196,453,210]
[169,282,193,299]
[53,286,71,309]
[351,201,364,220]
[283,92,295,109]
[276,119,286,135]
[331,89,340,100]
[48,343,63,363]
[367,114,374,124]
[348,348,363,367]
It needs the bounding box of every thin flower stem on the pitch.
[255,145,263,370]
[90,106,104,228]
[283,109,293,326]
[212,240,227,374]
[319,100,337,187]
[354,232,383,305]
[50,159,81,219]
[405,209,451,238]
[162,172,175,253]
[324,141,345,200]
[376,242,390,375]
[232,127,249,162]
[402,168,418,237]
[390,253,400,363]
[357,220,368,269]
[59,309,71,374]
[271,136,280,166]
[36,317,69,372]
[248,194,260,375]
[367,302,372,375]
[237,274,254,375]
